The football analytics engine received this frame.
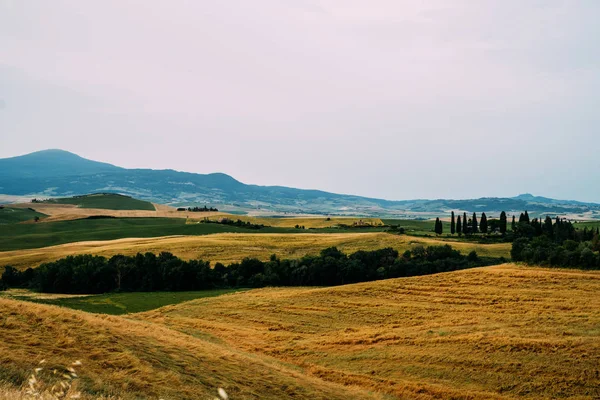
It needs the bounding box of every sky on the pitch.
[1,0,599,202]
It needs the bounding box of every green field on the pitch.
[0,207,47,224]
[576,221,600,231]
[9,289,245,315]
[41,193,156,210]
[0,217,388,252]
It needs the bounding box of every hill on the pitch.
[0,206,46,224]
[138,264,600,399]
[1,149,600,218]
[2,265,598,399]
[0,297,372,400]
[38,193,155,211]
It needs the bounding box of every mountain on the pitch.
[1,149,599,218]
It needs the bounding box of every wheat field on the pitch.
[0,297,374,400]
[0,232,511,270]
[1,264,599,399]
[138,264,600,399]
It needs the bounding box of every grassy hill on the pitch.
[0,207,46,224]
[1,265,598,399]
[0,217,319,252]
[41,193,156,211]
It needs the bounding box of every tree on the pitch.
[462,212,468,235]
[450,211,456,235]
[499,211,507,234]
[512,215,516,231]
[457,216,462,236]
[434,218,443,235]
[543,216,553,239]
[480,212,488,234]
[472,212,478,234]
[523,211,530,224]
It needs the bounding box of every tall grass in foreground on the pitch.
[1,360,229,400]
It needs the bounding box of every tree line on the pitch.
[0,246,503,294]
[439,211,599,242]
[511,234,600,269]
[177,206,219,212]
[439,211,506,236]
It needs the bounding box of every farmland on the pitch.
[0,232,512,271]
[37,193,156,211]
[0,207,46,224]
[1,264,599,399]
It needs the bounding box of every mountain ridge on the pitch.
[1,149,599,218]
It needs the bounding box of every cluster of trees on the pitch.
[200,218,264,230]
[511,213,595,242]
[511,235,600,269]
[447,211,505,236]
[0,246,502,294]
[177,206,219,212]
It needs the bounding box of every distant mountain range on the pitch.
[1,149,599,219]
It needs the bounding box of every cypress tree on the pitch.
[463,212,468,235]
[439,218,443,235]
[450,212,456,235]
[434,218,442,235]
[519,212,525,223]
[457,216,462,236]
[524,211,530,224]
[499,211,507,234]
[472,212,478,233]
[512,215,516,231]
[480,212,488,233]
[543,216,553,238]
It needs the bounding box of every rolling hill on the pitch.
[2,264,598,399]
[2,149,600,218]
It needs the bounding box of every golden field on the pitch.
[0,297,372,399]
[138,264,600,399]
[1,264,599,399]
[0,232,511,270]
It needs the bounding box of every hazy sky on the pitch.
[1,1,599,202]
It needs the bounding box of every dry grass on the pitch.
[0,232,511,270]
[137,264,600,399]
[0,298,375,400]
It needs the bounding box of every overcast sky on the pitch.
[1,0,599,201]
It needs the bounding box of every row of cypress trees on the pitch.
[437,211,508,235]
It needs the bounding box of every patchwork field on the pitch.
[9,202,202,222]
[1,264,598,399]
[38,193,157,211]
[0,232,512,270]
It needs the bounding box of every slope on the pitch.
[0,297,375,400]
[138,264,600,399]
